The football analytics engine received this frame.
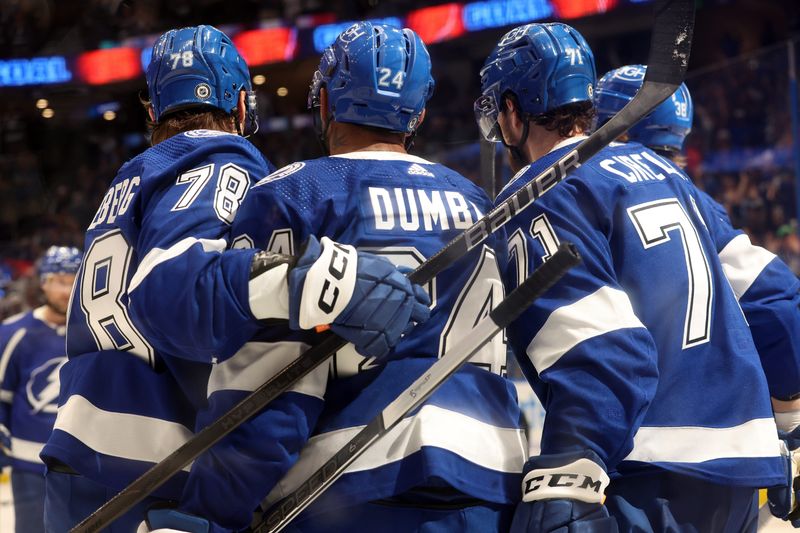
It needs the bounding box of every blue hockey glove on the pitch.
[512,451,618,533]
[768,423,800,526]
[137,508,210,533]
[288,235,430,360]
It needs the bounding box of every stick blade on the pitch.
[644,0,695,85]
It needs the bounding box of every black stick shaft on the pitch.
[256,244,580,533]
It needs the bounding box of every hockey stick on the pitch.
[254,242,580,532]
[71,1,693,530]
[479,137,497,198]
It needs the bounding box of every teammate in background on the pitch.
[0,246,81,533]
[40,25,427,532]
[476,23,798,532]
[224,22,525,532]
[595,65,800,527]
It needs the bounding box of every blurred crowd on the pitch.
[3,29,800,319]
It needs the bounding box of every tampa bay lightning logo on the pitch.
[26,357,66,414]
[255,162,306,187]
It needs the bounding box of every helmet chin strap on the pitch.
[241,90,259,138]
[500,112,532,168]
[404,130,417,152]
[312,106,333,156]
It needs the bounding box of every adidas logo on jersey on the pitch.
[407,164,434,177]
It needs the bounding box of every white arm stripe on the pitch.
[54,395,193,470]
[624,418,781,464]
[249,263,290,320]
[0,328,26,382]
[263,403,527,505]
[208,341,326,400]
[10,436,44,464]
[718,233,776,300]
[526,286,645,373]
[129,237,226,293]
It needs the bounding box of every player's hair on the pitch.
[141,97,237,145]
[531,101,596,138]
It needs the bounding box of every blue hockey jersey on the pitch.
[698,190,800,402]
[497,138,785,488]
[232,151,527,519]
[0,308,66,474]
[41,130,278,501]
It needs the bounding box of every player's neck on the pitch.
[327,122,407,155]
[524,123,582,163]
[37,304,67,327]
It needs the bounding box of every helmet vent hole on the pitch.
[344,55,350,72]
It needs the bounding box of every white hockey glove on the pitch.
[291,235,430,359]
[511,451,618,533]
[136,508,210,533]
[249,235,430,360]
[768,409,800,526]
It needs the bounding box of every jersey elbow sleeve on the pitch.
[519,285,659,468]
[128,245,260,362]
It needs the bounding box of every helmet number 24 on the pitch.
[377,68,405,90]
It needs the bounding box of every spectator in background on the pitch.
[0,246,81,533]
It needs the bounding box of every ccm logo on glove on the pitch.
[524,472,604,495]
[522,458,610,504]
[318,241,351,312]
[298,237,357,329]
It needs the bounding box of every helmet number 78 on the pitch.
[170,51,194,70]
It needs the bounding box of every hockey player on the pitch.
[595,64,800,528]
[220,22,526,532]
[0,246,81,533]
[40,25,428,532]
[476,23,797,532]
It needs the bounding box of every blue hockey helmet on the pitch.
[308,22,435,133]
[39,246,82,280]
[475,22,596,142]
[146,25,255,124]
[594,64,693,151]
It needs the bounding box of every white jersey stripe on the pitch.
[248,263,290,320]
[719,234,776,300]
[129,237,226,293]
[54,395,193,470]
[624,418,781,464]
[0,327,26,382]
[332,151,435,164]
[526,286,645,373]
[208,341,327,400]
[264,403,527,505]
[11,436,44,464]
